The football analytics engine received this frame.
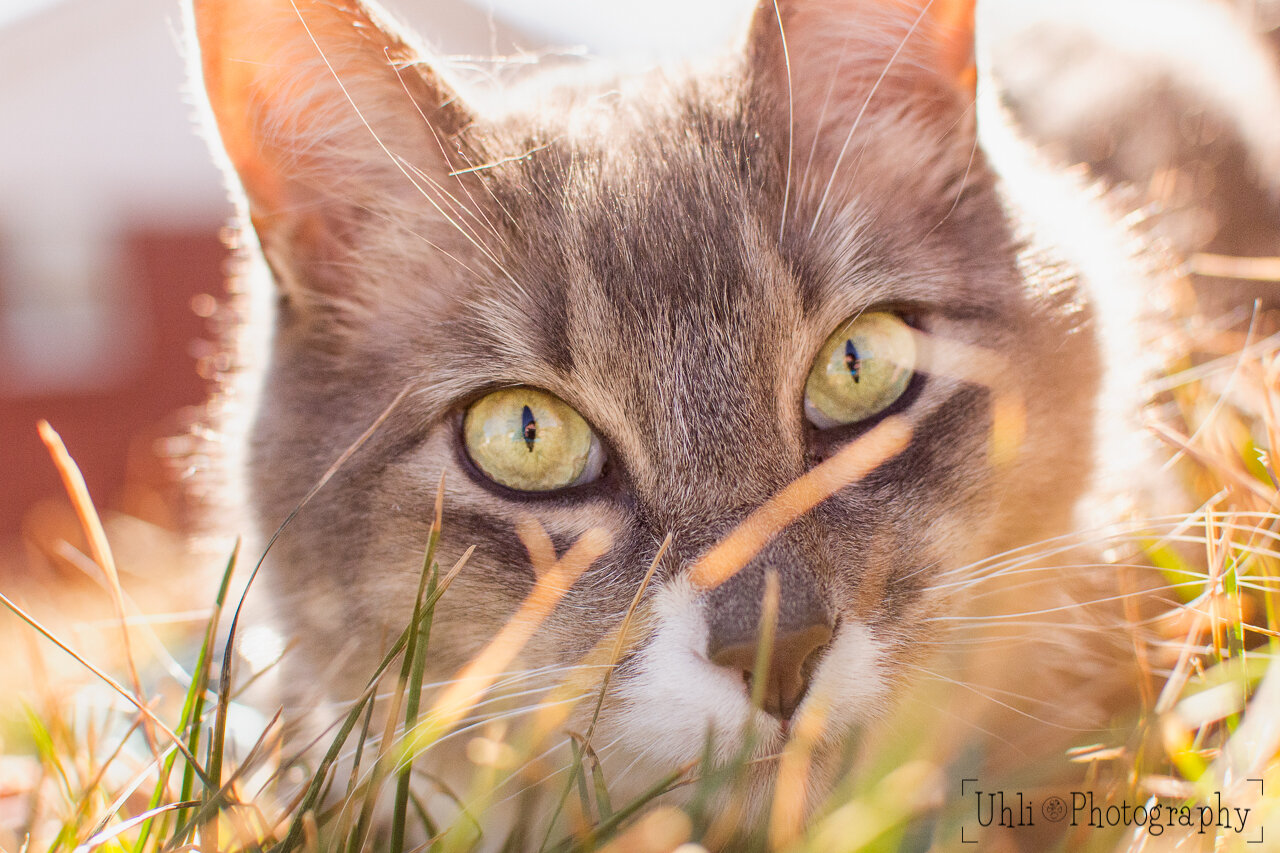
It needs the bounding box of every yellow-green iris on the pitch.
[804,312,916,428]
[463,388,602,491]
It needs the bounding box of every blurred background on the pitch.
[0,0,1278,590]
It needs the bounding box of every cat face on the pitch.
[193,0,1102,796]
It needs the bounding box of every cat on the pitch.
[187,0,1238,842]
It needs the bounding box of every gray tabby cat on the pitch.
[190,0,1166,828]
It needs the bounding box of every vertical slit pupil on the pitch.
[844,339,861,383]
[521,405,537,451]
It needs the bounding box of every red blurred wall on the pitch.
[1,227,225,559]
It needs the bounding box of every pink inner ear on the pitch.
[193,0,459,218]
[763,0,977,101]
[857,0,976,88]
[195,1,350,214]
[192,0,480,313]
[927,0,977,96]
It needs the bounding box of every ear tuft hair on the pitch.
[190,0,476,314]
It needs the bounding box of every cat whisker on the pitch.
[387,663,616,731]
[767,0,795,242]
[893,692,1023,755]
[808,0,936,236]
[449,144,526,233]
[796,40,849,226]
[488,728,633,808]
[319,662,602,713]
[936,559,1132,591]
[485,730,639,817]
[932,510,1280,583]
[920,104,982,243]
[390,150,538,297]
[1144,328,1280,395]
[608,745,660,794]
[928,629,1134,650]
[291,660,615,799]
[927,544,1121,589]
[900,662,1107,731]
[448,144,553,179]
[925,582,1192,623]
[935,599,1171,633]
[394,154,502,249]
[941,550,1204,587]
[330,695,585,819]
[933,608,1171,642]
[389,60,514,246]
[940,562,1168,602]
[902,662,1070,714]
[484,735,579,810]
[942,531,1280,594]
[399,695,583,756]
[411,682,596,732]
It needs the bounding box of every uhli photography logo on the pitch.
[958,779,1266,844]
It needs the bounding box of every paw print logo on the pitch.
[1041,796,1067,823]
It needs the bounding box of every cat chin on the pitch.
[603,576,891,777]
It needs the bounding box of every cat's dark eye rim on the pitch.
[801,309,927,468]
[802,309,925,431]
[805,368,926,455]
[452,390,620,503]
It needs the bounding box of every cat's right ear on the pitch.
[746,0,977,153]
[190,0,474,317]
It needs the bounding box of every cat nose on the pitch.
[708,621,832,721]
[702,536,834,722]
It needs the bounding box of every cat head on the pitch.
[192,0,1100,795]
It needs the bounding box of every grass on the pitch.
[2,295,1280,852]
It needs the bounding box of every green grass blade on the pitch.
[569,738,593,825]
[558,766,689,853]
[390,536,442,853]
[587,744,612,823]
[135,542,239,853]
[270,545,468,853]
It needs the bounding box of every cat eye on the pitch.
[463,388,605,492]
[804,312,917,429]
